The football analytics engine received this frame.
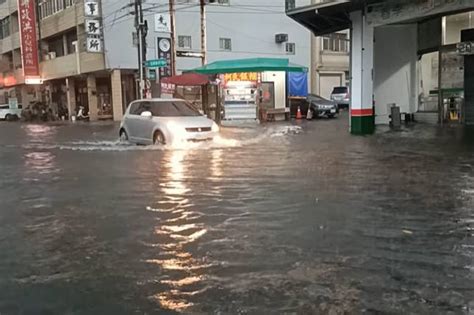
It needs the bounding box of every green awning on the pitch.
[189,58,308,74]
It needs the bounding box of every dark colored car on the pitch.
[307,94,338,119]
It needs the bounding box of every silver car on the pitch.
[119,98,219,145]
[330,86,350,108]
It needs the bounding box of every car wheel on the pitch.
[328,114,335,119]
[5,114,12,121]
[119,129,128,142]
[153,131,166,145]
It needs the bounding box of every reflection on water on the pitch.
[23,151,59,176]
[211,149,223,180]
[146,149,208,312]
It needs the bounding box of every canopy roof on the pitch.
[189,58,308,74]
[286,0,360,36]
[160,73,210,86]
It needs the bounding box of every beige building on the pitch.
[304,0,350,98]
[0,0,134,121]
[310,30,350,98]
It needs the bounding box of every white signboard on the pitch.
[85,19,101,35]
[84,1,99,17]
[155,13,171,33]
[87,37,102,53]
[367,0,473,27]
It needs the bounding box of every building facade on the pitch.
[311,30,349,99]
[102,0,313,120]
[0,0,122,121]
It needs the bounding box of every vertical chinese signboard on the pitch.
[157,37,173,78]
[18,0,40,80]
[84,1,103,53]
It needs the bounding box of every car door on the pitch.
[135,101,156,143]
[125,102,142,141]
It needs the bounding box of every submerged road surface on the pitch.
[0,115,473,314]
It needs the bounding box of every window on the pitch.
[208,0,229,4]
[0,17,10,40]
[148,101,200,117]
[285,0,296,11]
[129,102,141,115]
[219,38,232,51]
[47,34,65,57]
[178,35,192,50]
[286,42,295,55]
[322,33,349,52]
[39,0,75,20]
[66,30,78,55]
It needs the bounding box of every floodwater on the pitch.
[0,114,473,314]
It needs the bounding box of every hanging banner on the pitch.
[18,0,40,78]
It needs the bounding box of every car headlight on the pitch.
[167,121,187,141]
[212,122,220,132]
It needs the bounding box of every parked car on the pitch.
[119,98,219,145]
[307,94,338,118]
[330,86,350,108]
[0,104,22,121]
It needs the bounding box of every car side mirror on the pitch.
[141,111,152,118]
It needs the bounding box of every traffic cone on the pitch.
[306,107,313,120]
[296,106,302,120]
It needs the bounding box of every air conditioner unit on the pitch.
[275,33,288,44]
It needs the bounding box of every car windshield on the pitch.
[332,87,348,94]
[148,101,200,117]
[308,94,327,101]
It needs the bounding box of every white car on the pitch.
[119,98,219,145]
[330,86,350,109]
[0,104,22,121]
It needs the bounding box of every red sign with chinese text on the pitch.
[18,0,40,78]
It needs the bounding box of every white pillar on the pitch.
[350,10,374,134]
[111,69,124,121]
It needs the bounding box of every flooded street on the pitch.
[0,115,473,314]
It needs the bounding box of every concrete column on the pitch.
[66,78,76,118]
[350,10,375,135]
[87,74,98,121]
[111,69,124,121]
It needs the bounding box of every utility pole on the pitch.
[200,0,207,65]
[169,0,177,76]
[134,0,146,99]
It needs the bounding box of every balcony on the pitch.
[0,32,21,54]
[40,52,105,81]
[319,50,349,71]
[40,0,85,39]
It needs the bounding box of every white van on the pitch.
[0,104,22,121]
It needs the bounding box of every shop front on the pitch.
[189,58,308,123]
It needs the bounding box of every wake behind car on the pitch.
[119,98,219,145]
[307,94,338,118]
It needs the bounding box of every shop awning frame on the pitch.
[188,57,308,74]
